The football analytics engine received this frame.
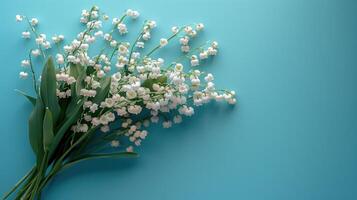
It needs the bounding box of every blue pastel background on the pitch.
[1,0,357,199]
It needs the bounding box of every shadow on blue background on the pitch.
[1,0,357,199]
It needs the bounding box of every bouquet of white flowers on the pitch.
[4,6,236,200]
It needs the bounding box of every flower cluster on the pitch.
[16,6,236,154]
[7,6,237,200]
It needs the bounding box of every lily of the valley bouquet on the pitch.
[3,6,236,200]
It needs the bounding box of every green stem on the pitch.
[24,17,46,60]
[15,175,36,200]
[125,21,148,73]
[1,166,36,200]
[28,50,38,95]
[145,45,160,58]
[13,177,33,200]
[145,26,185,58]
[52,128,96,173]
[29,152,48,200]
[37,167,60,194]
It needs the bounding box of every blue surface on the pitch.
[1,0,357,199]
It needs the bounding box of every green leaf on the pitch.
[48,99,84,159]
[65,97,80,117]
[141,79,153,89]
[66,64,86,118]
[69,63,86,98]
[142,76,167,90]
[57,98,69,125]
[69,63,85,79]
[15,89,36,106]
[103,129,126,141]
[43,108,54,151]
[157,75,168,83]
[63,73,85,119]
[40,57,61,124]
[64,152,138,169]
[92,77,111,104]
[75,73,87,97]
[28,97,45,161]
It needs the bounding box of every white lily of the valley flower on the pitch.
[19,71,28,79]
[159,38,168,47]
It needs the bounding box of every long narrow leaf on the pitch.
[48,99,84,159]
[28,97,45,162]
[65,97,80,116]
[66,64,86,116]
[40,57,61,124]
[142,76,167,91]
[92,77,111,104]
[15,89,36,106]
[64,152,138,169]
[43,108,54,151]
[69,63,85,100]
[69,63,85,79]
[75,73,86,98]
